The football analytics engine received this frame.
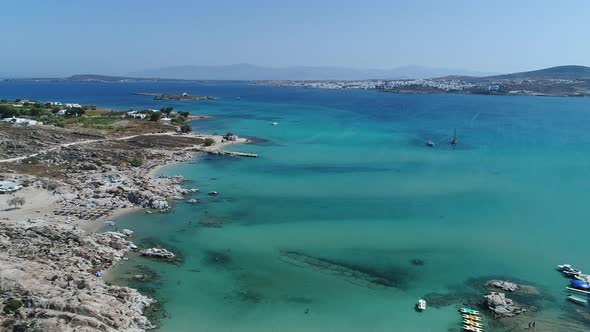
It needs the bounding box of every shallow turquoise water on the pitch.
[3,81,590,330]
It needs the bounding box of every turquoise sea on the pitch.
[3,81,590,331]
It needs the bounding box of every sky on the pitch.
[1,0,589,77]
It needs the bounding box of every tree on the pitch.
[150,112,161,121]
[180,111,190,118]
[160,107,174,116]
[180,123,192,133]
[30,108,41,117]
[203,138,215,146]
[65,108,85,117]
[7,197,25,209]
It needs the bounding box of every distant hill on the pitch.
[485,65,590,80]
[129,63,494,81]
[11,74,195,83]
[441,65,590,82]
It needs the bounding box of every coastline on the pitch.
[0,126,250,331]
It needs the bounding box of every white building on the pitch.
[65,103,82,108]
[126,111,148,120]
[160,117,172,124]
[0,181,22,194]
[1,117,42,126]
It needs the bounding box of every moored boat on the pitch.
[571,279,590,290]
[567,295,588,304]
[426,140,435,147]
[558,264,582,276]
[417,299,426,311]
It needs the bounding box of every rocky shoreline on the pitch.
[0,220,154,331]
[0,126,251,331]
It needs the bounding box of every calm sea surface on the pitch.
[3,81,590,331]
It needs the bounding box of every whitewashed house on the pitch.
[1,117,42,126]
[160,117,172,124]
[0,181,22,193]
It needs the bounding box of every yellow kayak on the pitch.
[461,314,481,321]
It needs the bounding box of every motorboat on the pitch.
[416,299,426,311]
[558,264,582,276]
[208,191,219,196]
[567,295,588,305]
[571,279,590,290]
[426,140,435,147]
[271,122,279,126]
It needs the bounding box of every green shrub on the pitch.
[130,156,144,167]
[180,123,192,133]
[203,138,215,146]
[3,298,22,314]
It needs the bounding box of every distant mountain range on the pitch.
[128,63,496,81]
[5,65,590,83]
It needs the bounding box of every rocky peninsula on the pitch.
[134,93,215,101]
[0,120,250,330]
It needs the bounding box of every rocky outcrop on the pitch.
[0,219,155,332]
[483,292,526,317]
[488,280,519,292]
[141,248,175,259]
[127,192,169,210]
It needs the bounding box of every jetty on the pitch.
[208,150,258,158]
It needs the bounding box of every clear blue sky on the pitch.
[1,0,588,76]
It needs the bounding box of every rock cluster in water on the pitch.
[141,248,176,259]
[483,292,526,317]
[488,280,519,292]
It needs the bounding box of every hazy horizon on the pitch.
[1,0,589,77]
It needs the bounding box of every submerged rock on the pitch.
[488,280,518,292]
[410,259,425,266]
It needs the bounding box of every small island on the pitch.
[134,92,216,101]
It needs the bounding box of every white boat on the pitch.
[417,299,426,311]
[271,122,279,126]
[426,140,435,147]
[567,295,588,304]
[558,264,582,276]
[208,191,219,196]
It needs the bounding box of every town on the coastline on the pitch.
[255,65,590,97]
